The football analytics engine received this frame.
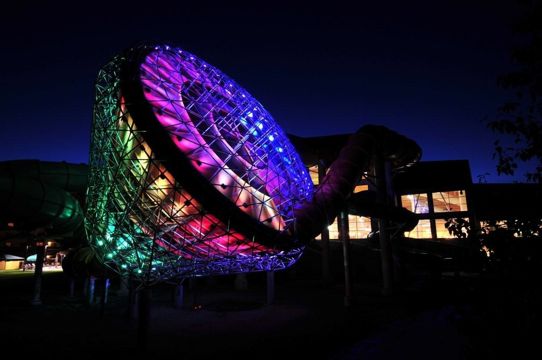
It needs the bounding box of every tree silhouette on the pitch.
[488,0,542,182]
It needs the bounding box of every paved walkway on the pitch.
[0,270,482,359]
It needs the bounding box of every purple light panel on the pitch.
[135,47,313,258]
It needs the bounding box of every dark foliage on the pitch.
[488,0,542,182]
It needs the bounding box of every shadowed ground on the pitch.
[0,244,539,359]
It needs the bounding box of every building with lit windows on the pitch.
[299,152,540,244]
[302,160,473,243]
[394,160,473,241]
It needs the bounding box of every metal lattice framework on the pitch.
[85,44,314,282]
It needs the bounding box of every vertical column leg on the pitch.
[266,271,275,305]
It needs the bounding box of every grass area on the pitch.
[0,269,37,278]
[0,268,63,278]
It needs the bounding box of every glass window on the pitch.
[480,220,531,238]
[401,193,429,214]
[404,219,432,239]
[308,165,319,185]
[315,215,371,240]
[432,190,467,213]
[480,220,507,232]
[348,215,371,239]
[435,218,468,239]
[316,221,339,240]
[354,184,368,193]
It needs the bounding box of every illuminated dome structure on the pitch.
[86,44,314,281]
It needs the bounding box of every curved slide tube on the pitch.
[0,160,86,241]
[288,125,421,244]
[347,190,418,232]
[0,160,87,193]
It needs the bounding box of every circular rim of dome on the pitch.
[118,43,305,249]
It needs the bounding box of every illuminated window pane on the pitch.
[328,221,339,240]
[315,215,372,240]
[480,220,507,232]
[348,215,371,239]
[432,190,467,213]
[354,184,368,193]
[308,165,319,185]
[435,218,468,238]
[314,220,339,240]
[405,219,432,238]
[480,220,528,238]
[401,193,429,214]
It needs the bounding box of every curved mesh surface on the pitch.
[85,44,313,281]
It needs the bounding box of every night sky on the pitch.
[0,1,528,183]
